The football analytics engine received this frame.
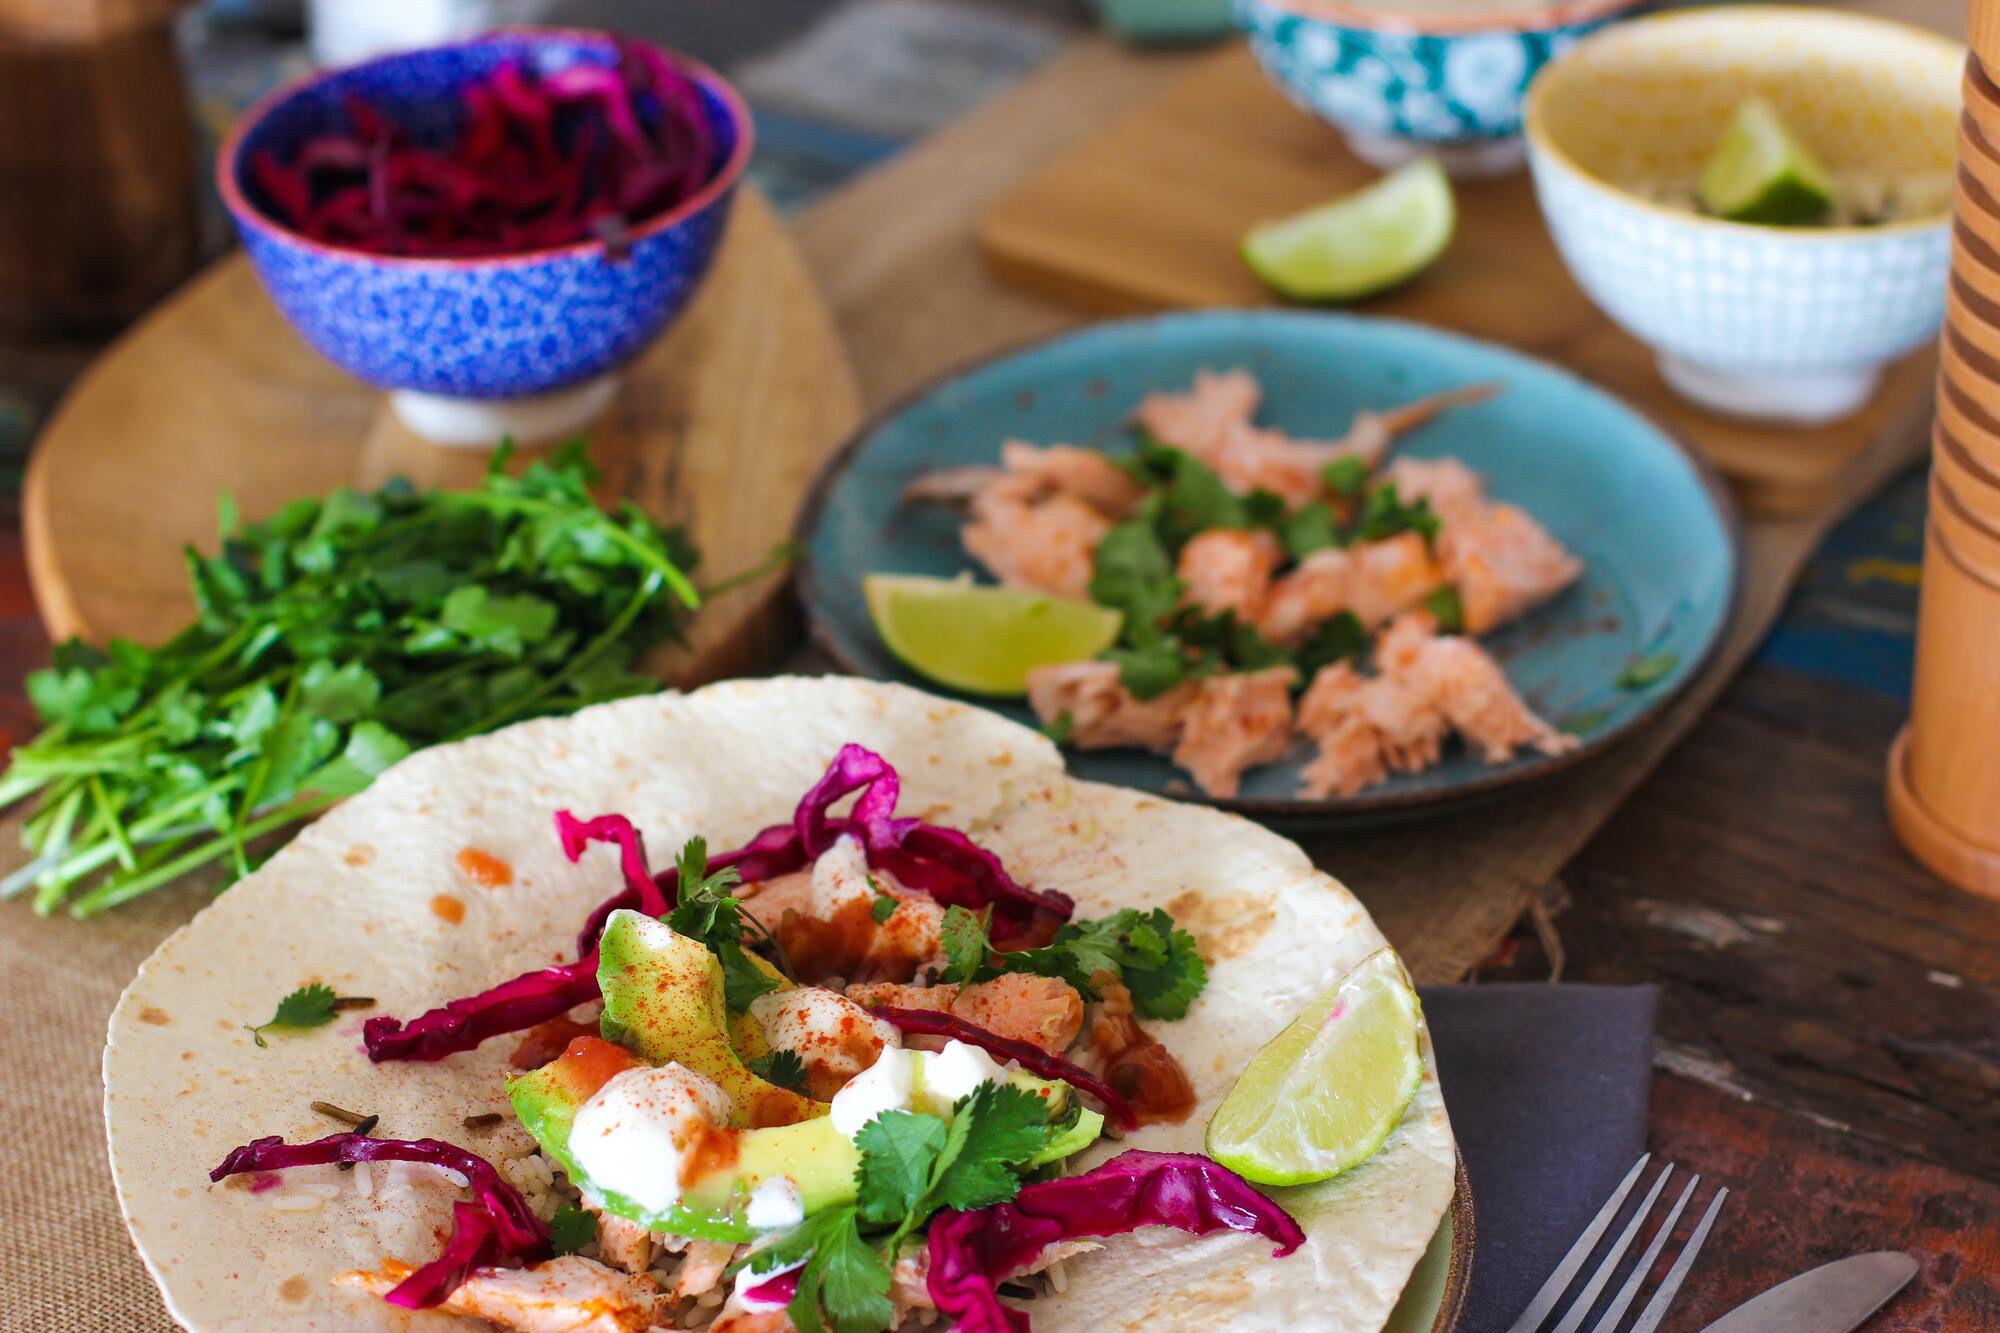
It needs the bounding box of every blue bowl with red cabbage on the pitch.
[216,29,752,401]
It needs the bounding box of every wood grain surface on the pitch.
[977,44,1937,517]
[23,185,862,689]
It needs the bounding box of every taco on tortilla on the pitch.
[103,677,1456,1331]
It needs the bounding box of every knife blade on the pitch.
[1699,1252,1919,1332]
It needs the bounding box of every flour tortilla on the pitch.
[104,676,1456,1332]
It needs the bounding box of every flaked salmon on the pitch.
[1259,531,1445,645]
[1026,661,1195,752]
[1296,662,1448,798]
[338,1256,668,1333]
[847,972,1085,1055]
[1377,613,1576,763]
[1177,528,1281,622]
[1439,501,1583,635]
[1171,666,1298,798]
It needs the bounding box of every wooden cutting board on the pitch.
[23,186,862,685]
[978,44,1937,517]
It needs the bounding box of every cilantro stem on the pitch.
[87,777,139,873]
[29,787,87,915]
[68,793,343,918]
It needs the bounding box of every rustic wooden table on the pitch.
[1,2,1995,1329]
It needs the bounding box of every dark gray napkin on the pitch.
[1419,984,1658,1333]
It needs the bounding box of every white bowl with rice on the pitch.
[1524,5,1961,424]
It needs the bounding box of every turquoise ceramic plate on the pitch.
[796,311,1739,819]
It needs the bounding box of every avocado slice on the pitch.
[508,1039,859,1243]
[596,910,822,1128]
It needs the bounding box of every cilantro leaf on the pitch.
[548,1203,597,1255]
[758,1208,894,1333]
[930,1084,1050,1212]
[1000,908,1209,1020]
[855,1111,948,1227]
[1355,484,1441,545]
[1040,710,1075,746]
[1295,611,1369,681]
[1089,520,1181,650]
[665,836,781,1012]
[1280,502,1344,558]
[868,877,898,925]
[1103,639,1188,701]
[244,983,342,1047]
[1423,585,1465,634]
[938,905,992,986]
[1322,455,1370,497]
[749,1049,810,1095]
[1618,651,1679,690]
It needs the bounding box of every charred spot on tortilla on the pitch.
[1165,888,1279,962]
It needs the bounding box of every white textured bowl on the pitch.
[1524,6,1961,424]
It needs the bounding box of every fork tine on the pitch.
[1550,1164,1676,1333]
[1625,1186,1730,1333]
[1506,1154,1653,1333]
[1587,1174,1699,1333]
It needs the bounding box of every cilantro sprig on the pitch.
[749,1049,810,1094]
[945,905,1208,1020]
[243,982,373,1048]
[666,836,792,1012]
[548,1203,598,1256]
[3,445,705,920]
[748,1084,1055,1333]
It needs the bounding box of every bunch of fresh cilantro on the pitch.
[0,444,705,918]
[1088,440,1458,701]
[744,1080,1070,1333]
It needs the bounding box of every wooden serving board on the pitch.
[978,44,1936,517]
[23,185,862,685]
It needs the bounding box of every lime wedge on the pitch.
[1205,946,1424,1186]
[1242,159,1455,302]
[863,573,1122,697]
[1697,97,1834,225]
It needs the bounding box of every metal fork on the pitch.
[1507,1154,1730,1333]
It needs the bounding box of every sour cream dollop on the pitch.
[746,1175,806,1231]
[569,1063,733,1214]
[827,1040,1010,1141]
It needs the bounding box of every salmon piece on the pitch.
[338,1256,668,1333]
[1439,501,1582,634]
[591,1207,658,1275]
[1259,532,1445,647]
[1296,663,1448,798]
[847,973,1085,1056]
[1026,661,1196,752]
[999,441,1146,516]
[893,1245,937,1317]
[1381,456,1488,528]
[1260,547,1354,646]
[1171,666,1298,798]
[714,1310,798,1333]
[673,1240,739,1300]
[1177,528,1281,621]
[779,835,946,983]
[1132,368,1261,456]
[739,868,815,923]
[1205,423,1343,508]
[962,489,1112,602]
[748,987,899,1099]
[1377,614,1577,763]
[1348,531,1448,628]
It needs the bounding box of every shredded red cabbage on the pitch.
[926,1151,1305,1332]
[866,1005,1136,1130]
[210,1133,549,1308]
[742,1267,801,1309]
[368,745,1073,1063]
[251,40,716,258]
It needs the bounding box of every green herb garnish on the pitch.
[1004,907,1209,1019]
[1423,585,1465,633]
[667,836,788,1012]
[867,876,898,925]
[749,1049,810,1095]
[1617,651,1679,689]
[244,983,367,1047]
[1321,455,1370,498]
[938,904,992,985]
[548,1203,598,1256]
[2,444,705,919]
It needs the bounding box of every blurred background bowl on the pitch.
[1525,6,1960,425]
[1236,0,1647,178]
[217,28,751,438]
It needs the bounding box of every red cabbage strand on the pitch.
[210,1133,550,1308]
[866,1005,1136,1130]
[925,1151,1305,1332]
[369,745,1072,1064]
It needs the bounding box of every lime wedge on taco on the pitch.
[1206,946,1425,1186]
[1242,158,1455,302]
[1697,97,1834,225]
[864,572,1122,696]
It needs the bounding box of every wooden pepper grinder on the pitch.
[1886,0,2000,898]
[0,0,201,334]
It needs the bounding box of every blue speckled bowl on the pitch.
[796,311,1740,822]
[1236,0,1645,176]
[217,30,751,400]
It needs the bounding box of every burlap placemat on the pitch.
[0,33,1934,1332]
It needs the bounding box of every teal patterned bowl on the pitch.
[1237,0,1646,177]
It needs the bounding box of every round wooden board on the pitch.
[24,185,862,687]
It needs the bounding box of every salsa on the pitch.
[1089,976,1196,1126]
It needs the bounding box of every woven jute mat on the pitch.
[0,31,1935,1333]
